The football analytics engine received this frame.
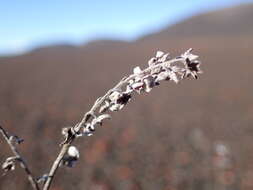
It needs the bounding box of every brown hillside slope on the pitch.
[0,3,253,190]
[140,3,253,40]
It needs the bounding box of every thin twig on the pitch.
[42,78,128,190]
[0,125,40,190]
[42,143,71,190]
[42,76,135,190]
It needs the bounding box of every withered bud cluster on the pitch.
[60,146,80,167]
[2,156,20,174]
[0,129,24,175]
[0,49,203,190]
[61,49,202,161]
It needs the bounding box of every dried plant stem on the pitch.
[42,55,195,190]
[42,79,125,190]
[0,126,40,190]
[0,49,201,190]
[42,143,71,190]
[43,78,128,190]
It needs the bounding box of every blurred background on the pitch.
[0,0,253,189]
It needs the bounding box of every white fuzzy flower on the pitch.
[2,156,18,172]
[99,100,110,113]
[109,103,124,111]
[156,71,170,82]
[168,71,179,83]
[143,76,155,93]
[181,48,199,62]
[107,90,131,111]
[92,114,111,126]
[131,82,144,94]
[133,66,142,74]
[148,57,157,67]
[9,135,24,144]
[171,66,181,73]
[156,51,164,58]
[83,125,93,136]
[125,85,133,93]
[108,91,122,102]
[68,146,80,158]
[131,82,144,89]
[159,53,170,62]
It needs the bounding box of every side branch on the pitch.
[0,126,40,190]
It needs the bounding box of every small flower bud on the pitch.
[156,51,164,58]
[2,156,19,173]
[68,146,80,159]
[133,66,142,74]
[109,103,124,111]
[148,57,157,66]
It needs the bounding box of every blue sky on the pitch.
[0,0,252,55]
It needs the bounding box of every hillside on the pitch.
[0,3,253,190]
[140,3,253,41]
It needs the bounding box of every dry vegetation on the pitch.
[0,3,253,190]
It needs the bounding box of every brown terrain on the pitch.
[0,3,253,190]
